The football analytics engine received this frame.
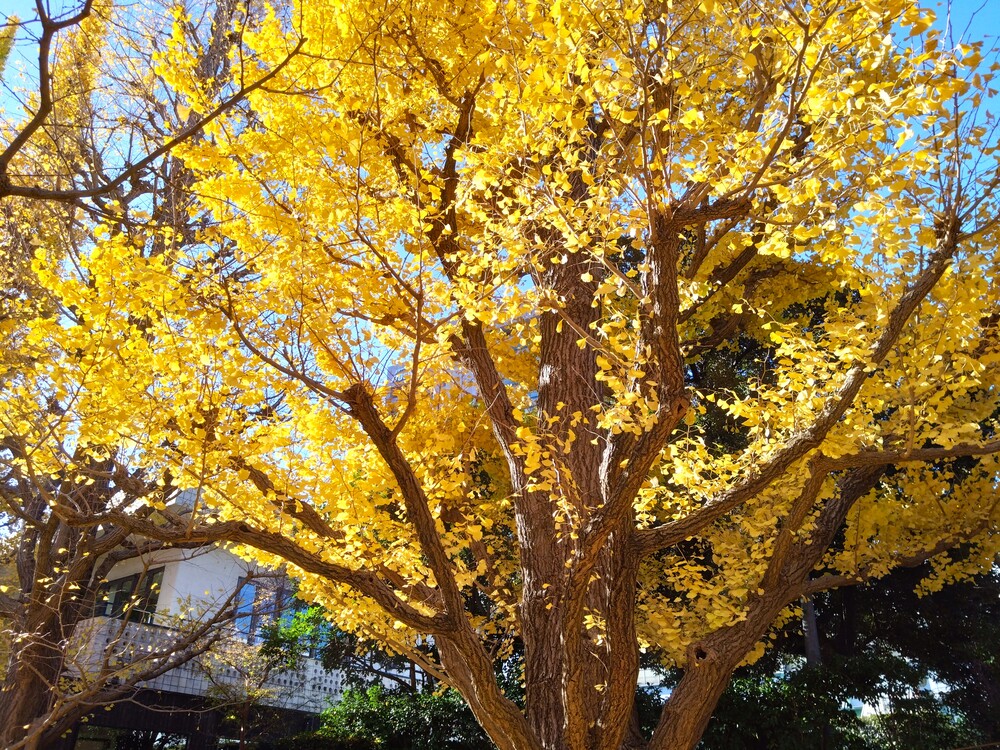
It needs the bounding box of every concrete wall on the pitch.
[89,544,344,713]
[101,545,254,621]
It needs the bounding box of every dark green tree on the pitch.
[318,685,494,750]
[699,564,999,750]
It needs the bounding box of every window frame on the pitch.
[95,567,164,624]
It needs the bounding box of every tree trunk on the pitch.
[650,664,732,750]
[803,597,822,666]
[509,241,649,750]
[0,613,65,748]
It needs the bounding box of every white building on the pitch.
[64,544,344,750]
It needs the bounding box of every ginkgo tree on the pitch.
[14,0,1000,748]
[0,1,305,746]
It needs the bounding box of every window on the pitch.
[234,577,258,642]
[133,568,163,623]
[233,577,289,643]
[98,574,138,619]
[96,568,164,624]
[232,578,329,656]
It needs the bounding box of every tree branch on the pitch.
[65,509,449,633]
[1,26,305,202]
[637,217,965,555]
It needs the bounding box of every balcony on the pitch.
[69,616,343,714]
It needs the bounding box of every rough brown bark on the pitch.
[7,8,988,750]
[0,614,65,749]
[438,631,544,750]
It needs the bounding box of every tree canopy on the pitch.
[2,0,999,748]
[0,2,297,745]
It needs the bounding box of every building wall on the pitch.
[78,544,344,717]
[101,545,254,621]
[71,615,344,713]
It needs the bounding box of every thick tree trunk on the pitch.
[509,191,683,749]
[649,658,735,750]
[0,613,66,748]
[802,597,822,666]
[514,535,641,750]
[438,633,544,750]
[561,526,641,750]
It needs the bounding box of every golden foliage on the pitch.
[4,0,1000,746]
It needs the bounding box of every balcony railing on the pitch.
[69,616,343,713]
